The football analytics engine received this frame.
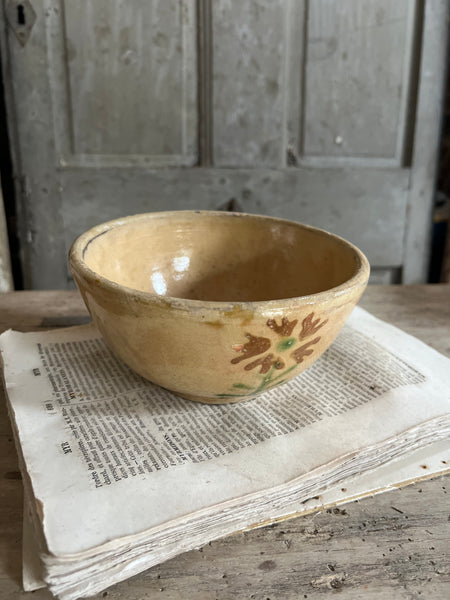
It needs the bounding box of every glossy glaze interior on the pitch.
[82,213,361,302]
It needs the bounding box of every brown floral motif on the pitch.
[292,337,321,364]
[224,311,328,398]
[244,354,285,374]
[266,317,298,336]
[231,333,271,365]
[299,312,328,340]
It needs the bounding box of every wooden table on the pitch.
[1,285,449,600]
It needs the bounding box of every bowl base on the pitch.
[176,391,256,405]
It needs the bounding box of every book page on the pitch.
[22,488,45,592]
[21,437,450,594]
[1,307,450,556]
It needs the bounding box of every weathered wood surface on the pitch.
[2,1,447,287]
[403,0,449,283]
[212,0,292,167]
[0,190,13,291]
[61,0,197,164]
[303,0,413,163]
[0,285,449,599]
[60,167,409,275]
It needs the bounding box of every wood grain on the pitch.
[0,286,449,599]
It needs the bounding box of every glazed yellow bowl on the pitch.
[70,211,369,403]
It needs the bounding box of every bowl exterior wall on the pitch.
[71,270,367,403]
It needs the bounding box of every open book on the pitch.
[1,307,449,600]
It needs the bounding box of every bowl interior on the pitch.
[80,213,363,302]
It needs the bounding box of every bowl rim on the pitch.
[69,211,370,313]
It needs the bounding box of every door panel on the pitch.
[51,0,197,168]
[0,0,447,288]
[61,166,408,274]
[63,0,197,160]
[304,0,415,164]
[212,0,295,167]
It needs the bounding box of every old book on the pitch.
[1,307,449,600]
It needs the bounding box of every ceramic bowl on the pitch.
[69,211,370,404]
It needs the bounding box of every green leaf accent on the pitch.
[276,337,297,352]
[215,393,251,398]
[269,364,298,384]
[222,363,300,398]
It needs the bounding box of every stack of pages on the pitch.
[1,307,449,600]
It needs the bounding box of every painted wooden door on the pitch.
[0,0,447,288]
